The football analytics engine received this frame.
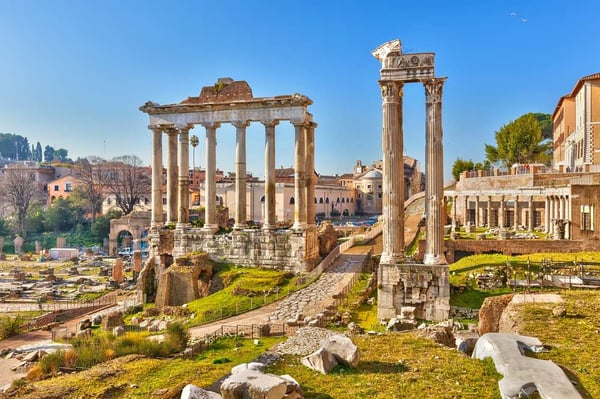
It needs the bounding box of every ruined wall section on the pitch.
[175,227,320,274]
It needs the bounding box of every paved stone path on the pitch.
[188,244,374,339]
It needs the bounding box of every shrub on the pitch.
[38,350,64,375]
[0,315,23,339]
[166,322,189,352]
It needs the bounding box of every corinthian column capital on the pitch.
[423,77,447,104]
[379,80,403,101]
[232,120,250,129]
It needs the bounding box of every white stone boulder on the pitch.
[180,384,222,399]
[231,362,265,375]
[300,347,338,375]
[279,374,304,399]
[321,335,360,368]
[473,333,581,399]
[220,369,287,399]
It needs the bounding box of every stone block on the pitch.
[301,347,338,375]
[321,335,360,368]
[181,383,222,399]
[220,369,287,399]
[478,294,514,335]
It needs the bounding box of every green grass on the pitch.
[267,334,501,399]
[15,336,285,399]
[185,264,309,325]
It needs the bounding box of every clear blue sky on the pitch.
[1,0,598,182]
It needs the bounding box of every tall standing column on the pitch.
[306,121,317,226]
[463,195,468,225]
[166,128,178,224]
[499,196,505,228]
[202,122,220,231]
[486,196,491,227]
[528,196,534,231]
[233,121,250,229]
[513,195,519,230]
[544,195,550,233]
[452,195,457,230]
[262,120,278,229]
[292,121,307,230]
[177,124,192,226]
[423,78,446,265]
[474,196,480,227]
[150,126,164,227]
[379,80,404,264]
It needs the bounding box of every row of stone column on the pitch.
[149,120,316,231]
[453,194,570,235]
[379,78,446,266]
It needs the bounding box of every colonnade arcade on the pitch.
[448,189,571,238]
[140,79,316,233]
[140,79,320,273]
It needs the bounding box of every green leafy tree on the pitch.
[451,158,491,182]
[26,205,46,234]
[35,142,43,162]
[0,133,30,160]
[91,209,121,242]
[54,148,70,162]
[484,113,552,168]
[44,145,55,162]
[44,197,83,233]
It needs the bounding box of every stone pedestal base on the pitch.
[377,263,450,322]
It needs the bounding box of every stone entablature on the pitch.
[173,227,320,274]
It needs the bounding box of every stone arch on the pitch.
[342,209,350,216]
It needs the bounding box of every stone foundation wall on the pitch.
[443,239,589,263]
[173,227,320,274]
[377,263,450,322]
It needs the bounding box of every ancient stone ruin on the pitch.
[373,39,450,321]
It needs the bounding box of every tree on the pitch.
[54,148,70,162]
[0,133,30,161]
[105,155,151,214]
[91,209,122,242]
[484,113,552,168]
[451,158,491,182]
[1,168,38,237]
[73,157,107,224]
[44,197,82,233]
[35,142,43,162]
[44,145,55,162]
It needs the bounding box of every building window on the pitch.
[65,182,73,192]
[289,197,295,205]
[378,193,382,199]
[319,198,324,204]
[581,205,595,231]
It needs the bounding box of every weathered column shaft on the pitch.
[203,123,220,230]
[263,120,278,229]
[150,126,164,227]
[499,196,505,228]
[513,196,519,230]
[528,196,534,231]
[233,121,250,229]
[452,195,457,229]
[487,196,492,227]
[545,196,550,233]
[292,122,307,229]
[177,125,191,226]
[463,196,468,225]
[423,78,446,265]
[166,128,178,223]
[380,80,404,264]
[475,196,480,227]
[306,122,316,226]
